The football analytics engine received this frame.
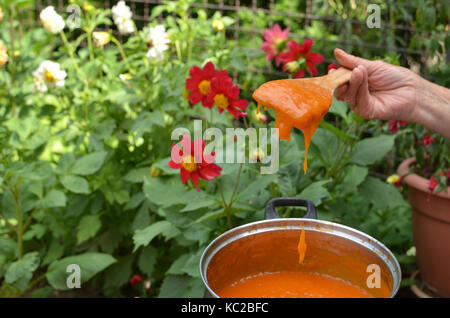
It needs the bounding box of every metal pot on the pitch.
[200,198,401,298]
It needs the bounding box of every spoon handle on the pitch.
[325,67,352,89]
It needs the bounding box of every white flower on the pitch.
[146,25,170,62]
[32,60,67,93]
[112,1,134,35]
[40,6,65,34]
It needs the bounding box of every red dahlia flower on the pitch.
[278,39,324,78]
[130,275,142,286]
[169,134,222,191]
[206,74,249,119]
[261,24,290,67]
[388,120,407,133]
[421,133,434,146]
[185,62,228,108]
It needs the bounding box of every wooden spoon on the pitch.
[288,67,352,92]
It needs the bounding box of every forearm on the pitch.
[414,76,450,139]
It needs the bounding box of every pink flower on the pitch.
[278,39,324,78]
[261,24,289,67]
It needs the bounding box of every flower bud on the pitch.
[0,8,4,22]
[252,110,268,123]
[92,31,111,48]
[386,174,400,185]
[212,19,225,32]
[285,61,300,74]
[249,148,266,163]
[83,3,95,12]
[119,73,132,82]
[150,166,162,178]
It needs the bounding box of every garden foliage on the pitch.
[0,0,447,297]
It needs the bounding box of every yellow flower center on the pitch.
[198,80,211,95]
[214,94,229,109]
[181,155,198,172]
[44,70,55,82]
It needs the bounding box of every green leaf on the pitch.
[5,252,40,291]
[77,214,102,244]
[42,189,67,208]
[158,275,203,298]
[43,241,64,266]
[143,177,186,207]
[71,151,107,175]
[23,224,46,240]
[131,111,165,138]
[133,221,180,251]
[328,97,348,120]
[138,246,158,277]
[297,180,331,206]
[343,165,368,187]
[123,167,150,183]
[166,251,202,278]
[46,253,116,290]
[103,256,134,289]
[349,135,395,165]
[235,174,278,202]
[60,175,90,194]
[359,177,406,209]
[180,190,218,212]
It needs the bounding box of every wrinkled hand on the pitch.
[331,48,420,122]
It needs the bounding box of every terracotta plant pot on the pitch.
[398,157,450,297]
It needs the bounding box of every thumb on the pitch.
[334,48,372,70]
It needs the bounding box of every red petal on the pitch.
[203,61,215,78]
[307,52,324,64]
[294,69,305,78]
[230,98,249,110]
[180,168,190,184]
[189,90,202,104]
[168,160,181,169]
[300,39,314,53]
[186,78,200,90]
[189,66,202,78]
[306,61,319,76]
[190,171,200,191]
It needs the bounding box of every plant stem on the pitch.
[228,163,243,206]
[10,185,23,260]
[111,36,131,71]
[59,31,86,86]
[216,180,232,228]
[8,4,17,116]
[0,213,18,234]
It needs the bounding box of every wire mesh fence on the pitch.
[31,0,442,82]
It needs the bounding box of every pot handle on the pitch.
[265,198,317,220]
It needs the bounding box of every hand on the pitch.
[331,48,420,122]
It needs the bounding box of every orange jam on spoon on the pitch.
[253,80,333,173]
